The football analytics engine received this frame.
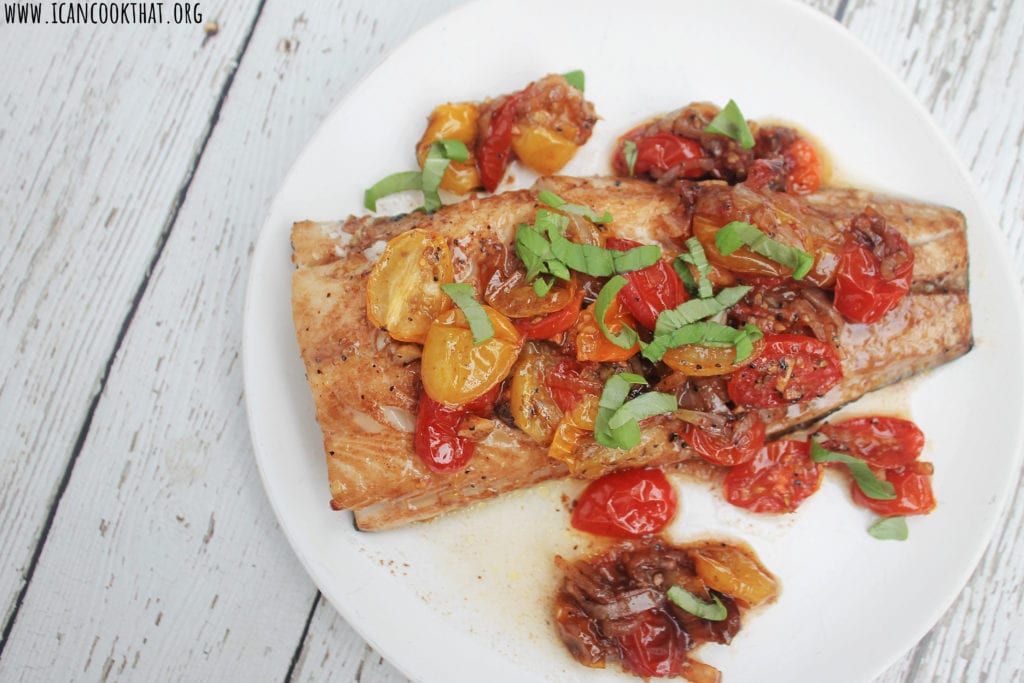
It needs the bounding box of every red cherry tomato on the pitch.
[413,385,499,473]
[615,609,687,679]
[571,469,677,538]
[817,416,925,469]
[727,333,842,408]
[513,289,583,340]
[724,440,823,513]
[850,461,936,516]
[545,358,601,413]
[476,93,521,193]
[783,137,822,195]
[834,240,914,324]
[614,133,706,179]
[606,237,688,330]
[680,414,766,467]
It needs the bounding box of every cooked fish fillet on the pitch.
[290,177,971,531]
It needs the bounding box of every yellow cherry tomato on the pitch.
[662,337,765,376]
[366,229,453,343]
[547,394,599,468]
[416,102,481,195]
[574,298,639,363]
[511,125,579,176]
[692,544,779,608]
[509,342,564,445]
[421,304,523,406]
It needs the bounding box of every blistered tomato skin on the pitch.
[724,440,823,513]
[681,414,766,467]
[613,132,707,180]
[817,416,925,469]
[571,469,677,538]
[727,333,842,408]
[476,93,521,193]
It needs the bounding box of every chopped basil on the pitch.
[666,586,728,621]
[714,221,814,280]
[704,99,755,150]
[622,140,638,176]
[363,139,469,213]
[809,439,896,501]
[653,286,751,336]
[593,276,639,350]
[440,283,494,344]
[561,69,585,91]
[537,190,613,224]
[594,374,675,450]
[675,237,713,299]
[868,516,909,541]
[363,171,422,212]
[641,321,763,364]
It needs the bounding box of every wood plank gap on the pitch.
[834,0,850,22]
[284,592,323,682]
[0,0,270,660]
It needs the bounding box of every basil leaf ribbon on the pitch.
[440,283,494,344]
[594,374,676,449]
[364,139,469,213]
[703,99,755,150]
[715,221,814,280]
[809,439,896,501]
[666,586,728,621]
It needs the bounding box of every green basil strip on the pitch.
[607,391,677,430]
[440,283,494,344]
[675,237,713,299]
[703,99,755,150]
[594,373,647,449]
[363,171,422,212]
[594,276,639,349]
[653,286,751,337]
[622,140,638,177]
[515,223,554,280]
[868,516,909,541]
[421,139,470,212]
[561,69,585,91]
[537,190,613,224]
[714,221,814,280]
[642,321,763,363]
[532,277,554,297]
[809,439,896,501]
[611,244,662,272]
[666,586,728,621]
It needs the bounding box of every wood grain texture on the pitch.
[0,0,265,636]
[841,1,1024,681]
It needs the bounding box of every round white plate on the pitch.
[243,0,1024,681]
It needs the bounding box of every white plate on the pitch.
[243,0,1024,681]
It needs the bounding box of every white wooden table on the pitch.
[2,1,1022,680]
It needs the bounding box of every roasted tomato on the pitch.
[514,289,583,340]
[606,237,688,330]
[574,297,639,362]
[571,468,677,538]
[420,304,523,405]
[616,609,687,679]
[365,229,454,343]
[413,386,498,473]
[834,209,914,324]
[691,545,778,608]
[680,413,766,467]
[476,92,521,193]
[416,102,481,194]
[612,132,707,179]
[724,440,823,513]
[727,333,842,408]
[512,125,578,175]
[484,247,579,319]
[509,342,564,445]
[548,394,599,469]
[850,461,936,516]
[816,416,925,469]
[546,358,602,412]
[663,336,765,377]
[783,136,822,195]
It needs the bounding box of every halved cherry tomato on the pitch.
[366,229,453,343]
[850,461,936,516]
[416,102,481,194]
[574,297,639,362]
[724,440,823,513]
[606,237,688,330]
[571,468,677,538]
[509,342,564,445]
[413,385,499,473]
[476,92,522,193]
[615,609,687,679]
[548,394,599,470]
[420,304,523,406]
[663,336,766,377]
[816,416,925,469]
[680,414,766,467]
[727,333,842,408]
[512,124,578,175]
[833,212,914,324]
[484,247,579,319]
[545,358,602,413]
[613,132,706,179]
[513,289,583,340]
[783,137,822,195]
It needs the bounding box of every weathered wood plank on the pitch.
[0,0,265,637]
[0,0,467,680]
[838,1,1024,681]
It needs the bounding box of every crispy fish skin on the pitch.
[291,178,971,531]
